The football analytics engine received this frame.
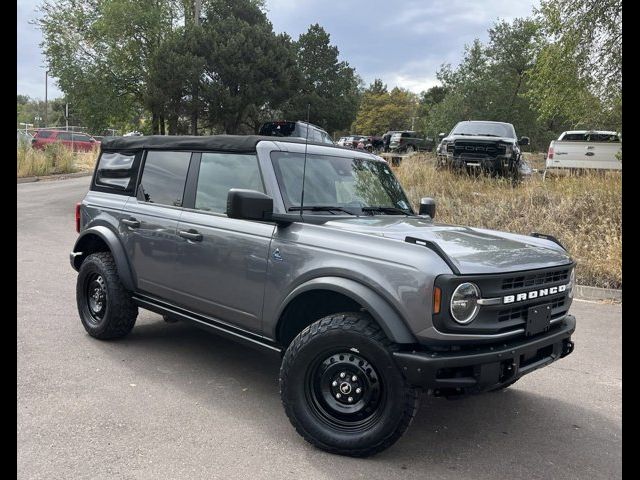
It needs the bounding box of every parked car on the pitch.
[437,121,530,179]
[545,130,621,175]
[389,131,435,153]
[259,120,334,145]
[31,129,99,152]
[347,135,367,148]
[382,131,401,152]
[364,135,384,152]
[71,134,576,457]
[336,137,351,147]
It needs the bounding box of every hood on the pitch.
[445,134,516,144]
[322,216,572,275]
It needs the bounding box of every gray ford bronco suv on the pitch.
[71,135,576,457]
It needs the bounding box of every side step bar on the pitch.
[132,294,282,354]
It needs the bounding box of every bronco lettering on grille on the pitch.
[503,284,567,304]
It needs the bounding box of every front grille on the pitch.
[433,263,575,337]
[498,296,566,323]
[502,267,570,290]
[452,142,506,157]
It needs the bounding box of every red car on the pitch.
[31,130,99,152]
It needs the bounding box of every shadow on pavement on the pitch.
[92,315,620,479]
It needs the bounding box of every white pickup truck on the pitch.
[545,130,621,175]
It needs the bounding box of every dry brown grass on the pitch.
[17,144,99,178]
[394,153,622,289]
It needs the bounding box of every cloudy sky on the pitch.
[17,0,537,100]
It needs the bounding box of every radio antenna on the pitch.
[299,103,311,218]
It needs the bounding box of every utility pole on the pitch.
[44,70,49,127]
[65,103,69,131]
[191,0,201,136]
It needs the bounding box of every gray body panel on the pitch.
[174,209,275,333]
[74,138,574,347]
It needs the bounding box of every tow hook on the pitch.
[561,340,575,357]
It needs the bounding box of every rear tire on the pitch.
[76,252,138,339]
[279,312,419,457]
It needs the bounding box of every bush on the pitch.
[17,143,98,178]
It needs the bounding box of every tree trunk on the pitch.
[168,115,178,135]
[152,113,159,135]
[160,116,166,135]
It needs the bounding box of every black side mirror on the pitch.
[519,136,530,146]
[419,197,436,218]
[227,189,273,221]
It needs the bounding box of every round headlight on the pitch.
[568,268,576,298]
[450,282,480,324]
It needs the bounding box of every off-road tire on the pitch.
[76,252,138,339]
[279,312,419,457]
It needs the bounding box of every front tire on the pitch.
[279,313,419,457]
[76,252,138,339]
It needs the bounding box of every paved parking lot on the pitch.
[17,176,621,479]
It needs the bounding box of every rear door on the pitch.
[173,151,275,332]
[121,150,193,302]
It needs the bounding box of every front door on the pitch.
[121,150,192,302]
[173,151,274,333]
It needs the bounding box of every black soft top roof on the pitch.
[100,134,321,152]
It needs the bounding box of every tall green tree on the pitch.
[282,24,361,135]
[352,81,418,135]
[37,0,179,133]
[526,0,621,130]
[198,0,299,134]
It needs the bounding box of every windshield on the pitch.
[270,151,413,214]
[451,121,515,138]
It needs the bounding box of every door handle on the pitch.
[178,229,203,242]
[585,152,595,156]
[122,218,140,228]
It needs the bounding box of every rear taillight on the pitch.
[547,146,554,160]
[75,202,81,233]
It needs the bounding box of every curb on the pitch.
[17,171,92,184]
[574,284,621,302]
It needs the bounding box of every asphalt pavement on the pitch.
[17,176,622,480]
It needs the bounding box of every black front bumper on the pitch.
[393,315,576,395]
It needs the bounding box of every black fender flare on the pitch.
[275,276,417,345]
[70,226,135,291]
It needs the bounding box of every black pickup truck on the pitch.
[437,120,530,179]
[389,131,435,153]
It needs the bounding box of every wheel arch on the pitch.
[274,276,417,348]
[71,226,135,291]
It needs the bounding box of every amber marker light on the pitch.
[433,287,441,314]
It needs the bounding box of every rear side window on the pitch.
[194,153,264,214]
[562,133,587,141]
[94,151,141,194]
[138,151,191,207]
[36,130,53,139]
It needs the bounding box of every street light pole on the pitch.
[45,70,49,127]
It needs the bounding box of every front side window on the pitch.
[271,152,412,213]
[194,153,264,214]
[138,151,191,206]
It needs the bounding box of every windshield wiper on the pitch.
[476,133,501,137]
[288,206,358,215]
[361,206,416,216]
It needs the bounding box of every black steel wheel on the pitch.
[280,312,419,457]
[76,252,138,339]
